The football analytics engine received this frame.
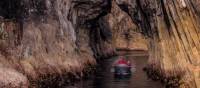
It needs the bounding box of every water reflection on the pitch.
[66,56,163,88]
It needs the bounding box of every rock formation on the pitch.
[116,0,200,87]
[0,0,110,87]
[0,0,199,88]
[102,1,148,51]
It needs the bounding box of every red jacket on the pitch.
[117,59,128,65]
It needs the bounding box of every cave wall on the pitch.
[0,0,199,88]
[0,0,111,87]
[117,0,200,87]
[89,0,148,58]
[155,0,200,87]
[111,0,200,87]
[102,1,148,51]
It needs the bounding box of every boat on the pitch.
[112,56,135,77]
[114,64,132,76]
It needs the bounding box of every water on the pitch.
[66,56,164,88]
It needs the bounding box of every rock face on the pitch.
[0,0,200,88]
[102,1,148,51]
[118,0,200,87]
[0,0,110,87]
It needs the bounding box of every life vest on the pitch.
[117,58,128,65]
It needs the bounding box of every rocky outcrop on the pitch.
[0,0,110,87]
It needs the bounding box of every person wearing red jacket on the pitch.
[113,56,130,66]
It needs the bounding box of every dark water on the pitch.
[66,56,164,88]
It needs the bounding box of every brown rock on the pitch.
[0,67,29,88]
[102,1,148,51]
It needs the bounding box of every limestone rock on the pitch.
[0,68,29,88]
[101,1,148,51]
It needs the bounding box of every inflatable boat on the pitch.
[114,64,132,76]
[112,57,135,76]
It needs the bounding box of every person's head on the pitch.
[119,56,124,59]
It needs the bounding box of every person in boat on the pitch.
[112,56,132,75]
[113,56,131,66]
